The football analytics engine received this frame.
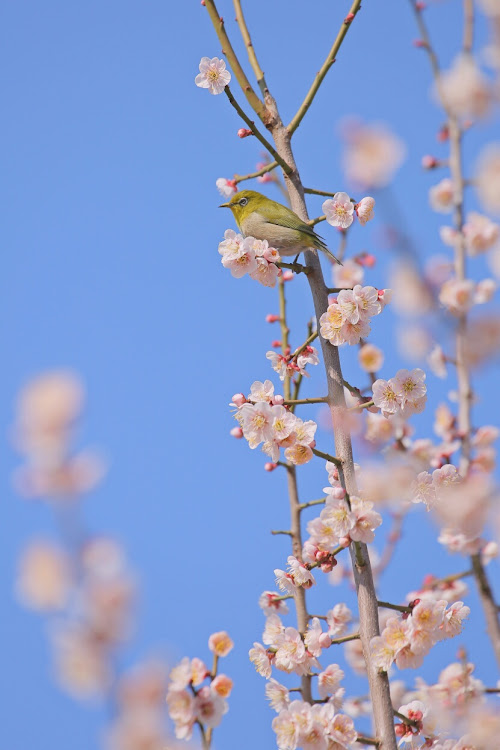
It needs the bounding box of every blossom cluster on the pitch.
[266,345,320,381]
[232,380,317,464]
[440,211,500,255]
[303,477,383,566]
[322,192,375,229]
[272,699,357,750]
[218,229,282,288]
[372,368,427,419]
[438,276,496,314]
[411,464,461,511]
[370,597,470,672]
[166,632,233,740]
[319,285,390,346]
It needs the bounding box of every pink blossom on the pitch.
[304,618,324,657]
[258,590,289,616]
[194,685,228,728]
[318,664,344,699]
[439,278,476,313]
[274,627,306,673]
[250,256,281,287]
[195,56,231,95]
[341,119,405,189]
[248,380,275,403]
[349,497,382,543]
[463,212,500,255]
[16,541,71,611]
[215,177,237,197]
[358,343,383,373]
[263,613,285,647]
[326,604,352,637]
[355,196,375,225]
[333,259,364,289]
[392,368,427,406]
[249,642,272,678]
[429,178,454,213]
[372,379,400,418]
[265,679,290,712]
[427,344,448,378]
[439,54,492,119]
[369,635,396,671]
[218,231,257,278]
[476,143,500,214]
[322,192,355,229]
[272,707,299,750]
[441,601,470,638]
[208,631,234,657]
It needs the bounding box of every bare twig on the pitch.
[233,0,268,94]
[288,0,364,134]
[234,161,278,184]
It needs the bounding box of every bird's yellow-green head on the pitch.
[219,190,268,225]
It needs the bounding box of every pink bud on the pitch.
[201,0,206,4]
[339,536,351,548]
[272,394,284,406]
[265,313,280,323]
[421,154,438,169]
[437,125,449,142]
[413,39,426,48]
[319,633,331,649]
[344,12,355,23]
[237,128,253,138]
[271,340,282,348]
[232,393,246,407]
[395,724,406,738]
[330,487,346,499]
[309,439,316,449]
[283,346,291,356]
[230,427,243,439]
[415,1,426,9]
[264,462,278,472]
[282,270,294,281]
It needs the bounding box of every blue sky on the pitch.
[1,1,499,748]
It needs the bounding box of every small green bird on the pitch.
[219,190,341,265]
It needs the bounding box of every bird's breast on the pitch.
[240,212,306,256]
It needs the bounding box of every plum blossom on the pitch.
[275,555,316,593]
[249,642,273,678]
[463,212,500,255]
[322,193,355,229]
[439,54,492,119]
[428,344,448,379]
[326,604,352,638]
[333,258,364,289]
[429,178,454,213]
[266,345,319,382]
[194,686,228,729]
[372,369,427,420]
[476,143,500,214]
[16,541,71,611]
[272,700,356,750]
[265,679,290,712]
[439,277,496,313]
[258,590,290,616]
[218,231,281,287]
[320,285,388,347]
[317,664,345,700]
[341,119,405,188]
[358,343,383,373]
[355,196,375,225]
[411,464,461,510]
[216,177,237,197]
[208,631,234,657]
[195,56,231,95]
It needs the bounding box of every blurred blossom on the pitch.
[463,314,500,366]
[14,451,105,500]
[82,537,127,579]
[478,0,500,17]
[117,661,168,710]
[427,344,448,379]
[81,572,135,644]
[16,540,71,611]
[475,143,500,214]
[424,255,454,287]
[358,343,384,373]
[216,178,237,197]
[438,54,492,119]
[332,258,364,288]
[15,371,84,467]
[340,118,406,189]
[463,212,500,255]
[52,623,111,698]
[397,324,431,361]
[208,631,234,657]
[390,263,433,315]
[429,178,454,213]
[106,709,172,750]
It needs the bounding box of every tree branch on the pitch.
[233,0,268,95]
[287,0,364,134]
[203,0,266,118]
[234,161,278,185]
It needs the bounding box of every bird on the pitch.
[219,190,341,264]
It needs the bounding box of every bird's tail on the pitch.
[315,237,342,265]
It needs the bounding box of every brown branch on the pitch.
[233,0,268,94]
[203,0,265,117]
[377,600,412,614]
[288,0,364,134]
[409,0,500,669]
[234,161,278,184]
[224,86,292,174]
[463,0,474,54]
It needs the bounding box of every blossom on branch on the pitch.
[195,56,231,95]
[322,192,355,229]
[218,230,281,287]
[320,285,388,347]
[372,368,427,420]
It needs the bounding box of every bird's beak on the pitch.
[219,202,230,208]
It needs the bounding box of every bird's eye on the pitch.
[239,197,248,206]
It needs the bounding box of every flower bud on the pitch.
[282,270,294,281]
[237,128,253,138]
[265,314,280,323]
[272,395,284,406]
[264,462,278,472]
[344,12,355,23]
[413,39,427,48]
[421,155,438,169]
[271,340,282,348]
[230,427,243,439]
[232,393,246,407]
[415,1,426,9]
[339,536,351,548]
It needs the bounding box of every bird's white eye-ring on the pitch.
[239,197,248,206]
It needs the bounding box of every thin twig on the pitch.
[377,600,412,614]
[224,86,292,174]
[233,0,268,94]
[234,161,278,185]
[288,0,364,134]
[312,447,341,466]
[284,397,328,406]
[291,331,319,359]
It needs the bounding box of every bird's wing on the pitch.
[257,201,328,251]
